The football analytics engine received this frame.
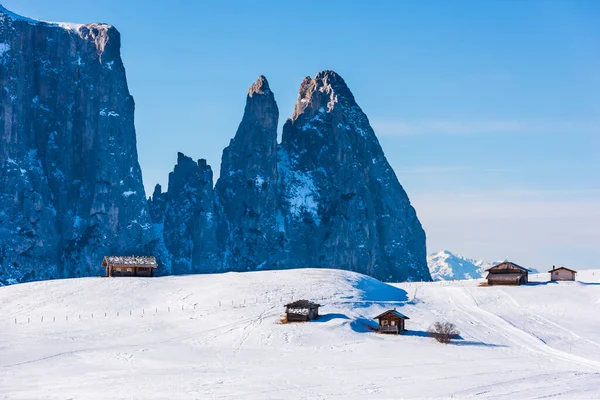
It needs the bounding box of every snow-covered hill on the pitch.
[1,268,600,399]
[427,250,495,280]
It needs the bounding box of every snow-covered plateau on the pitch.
[1,268,599,399]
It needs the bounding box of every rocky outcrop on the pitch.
[215,76,281,271]
[151,72,430,282]
[149,153,217,275]
[279,71,428,281]
[0,6,156,284]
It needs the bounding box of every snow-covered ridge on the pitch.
[0,5,110,31]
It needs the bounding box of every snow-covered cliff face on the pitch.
[0,7,156,284]
[151,72,430,282]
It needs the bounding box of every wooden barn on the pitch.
[549,266,577,281]
[284,300,321,322]
[374,309,409,334]
[486,261,530,286]
[102,256,158,277]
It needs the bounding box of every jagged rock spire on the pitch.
[248,75,271,97]
[215,75,281,271]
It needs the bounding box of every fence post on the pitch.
[28,317,30,324]
[181,305,184,311]
[168,307,170,313]
[117,312,119,317]
[79,315,81,320]
[219,301,221,307]
[41,316,43,322]
[156,307,158,313]
[53,316,55,322]
[143,309,145,315]
[92,313,94,319]
[14,318,16,324]
[66,316,68,321]
[105,312,107,317]
[130,310,132,316]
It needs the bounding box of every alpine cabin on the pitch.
[284,300,321,322]
[374,309,409,334]
[549,266,577,282]
[486,262,530,286]
[102,256,158,277]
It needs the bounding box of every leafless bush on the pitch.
[428,321,459,344]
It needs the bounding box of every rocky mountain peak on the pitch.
[248,75,271,97]
[290,70,356,121]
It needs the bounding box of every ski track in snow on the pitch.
[1,269,600,399]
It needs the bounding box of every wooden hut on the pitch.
[102,256,158,277]
[549,266,577,281]
[284,300,321,322]
[485,261,530,286]
[374,309,409,334]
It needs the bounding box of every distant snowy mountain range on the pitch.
[427,251,493,281]
[427,250,539,281]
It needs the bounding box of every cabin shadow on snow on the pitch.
[314,313,351,323]
[350,317,379,333]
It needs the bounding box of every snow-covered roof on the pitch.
[374,310,410,320]
[486,261,531,273]
[284,300,321,309]
[548,266,577,273]
[102,256,158,268]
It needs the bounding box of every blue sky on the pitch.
[4,0,599,270]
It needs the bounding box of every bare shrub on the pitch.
[428,321,459,344]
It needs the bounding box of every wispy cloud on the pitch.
[371,119,600,137]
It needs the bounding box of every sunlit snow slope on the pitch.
[1,269,599,399]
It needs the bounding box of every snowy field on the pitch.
[1,269,600,399]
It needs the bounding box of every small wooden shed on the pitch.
[486,262,530,286]
[374,309,409,334]
[284,300,321,322]
[102,256,158,277]
[549,266,577,281]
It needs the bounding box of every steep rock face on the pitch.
[215,76,281,271]
[0,7,155,284]
[151,153,217,275]
[279,71,429,281]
